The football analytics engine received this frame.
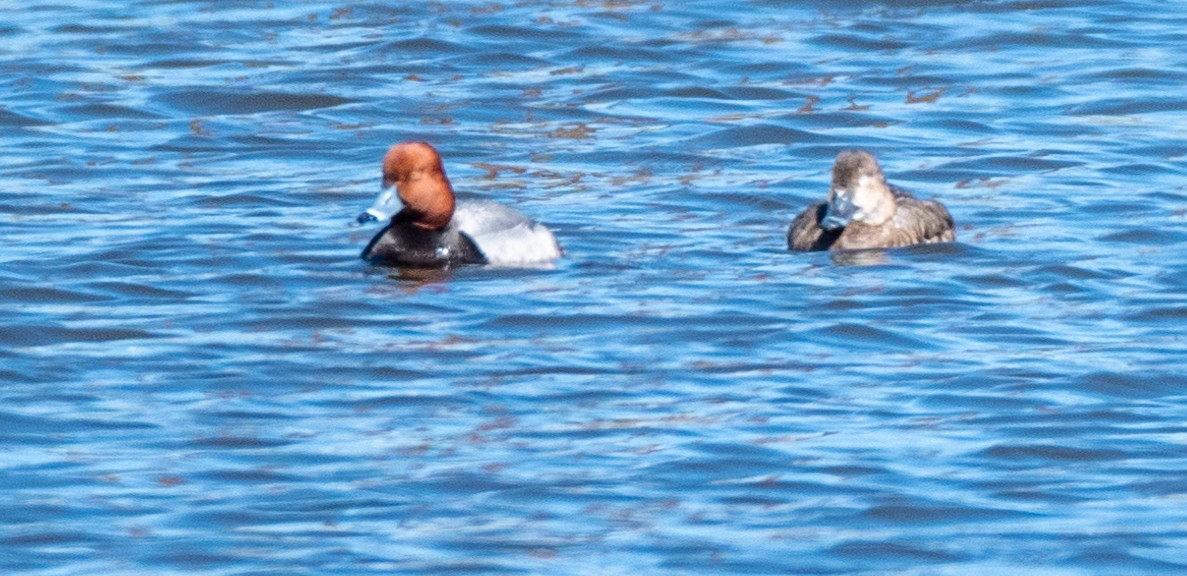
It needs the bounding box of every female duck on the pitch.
[358,142,562,267]
[788,150,955,251]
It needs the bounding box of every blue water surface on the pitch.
[3,1,1187,574]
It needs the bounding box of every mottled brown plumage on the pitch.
[788,150,955,251]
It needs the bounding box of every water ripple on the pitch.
[3,1,1187,574]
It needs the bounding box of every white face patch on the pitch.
[852,175,879,221]
[851,174,898,224]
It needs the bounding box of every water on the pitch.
[3,1,1187,574]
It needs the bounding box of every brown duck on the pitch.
[788,150,955,251]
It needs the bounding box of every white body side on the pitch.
[452,200,562,266]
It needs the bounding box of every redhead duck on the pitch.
[358,142,562,267]
[788,150,955,251]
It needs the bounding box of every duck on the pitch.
[358,142,562,267]
[787,150,955,251]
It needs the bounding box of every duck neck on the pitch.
[398,177,455,230]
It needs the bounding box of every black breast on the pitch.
[361,220,486,267]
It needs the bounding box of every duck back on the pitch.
[787,202,841,251]
[452,200,562,266]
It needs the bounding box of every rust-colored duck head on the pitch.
[358,141,455,230]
